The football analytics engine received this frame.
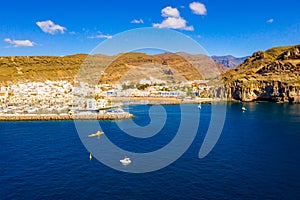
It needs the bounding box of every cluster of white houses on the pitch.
[0,79,210,114]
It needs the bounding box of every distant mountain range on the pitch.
[211,55,248,68]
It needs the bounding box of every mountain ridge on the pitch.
[211,55,248,68]
[0,52,227,85]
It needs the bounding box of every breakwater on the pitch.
[0,113,134,121]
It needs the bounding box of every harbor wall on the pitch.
[0,113,134,121]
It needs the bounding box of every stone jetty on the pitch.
[0,113,134,121]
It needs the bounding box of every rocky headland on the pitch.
[222,45,300,103]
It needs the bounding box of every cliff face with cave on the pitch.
[222,45,300,102]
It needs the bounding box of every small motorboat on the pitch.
[120,157,131,165]
[242,106,247,111]
[88,131,104,139]
[198,104,202,109]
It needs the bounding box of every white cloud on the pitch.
[88,33,112,39]
[267,18,274,23]
[4,38,35,47]
[131,19,144,24]
[36,20,66,34]
[153,17,194,31]
[153,6,194,31]
[189,2,207,15]
[161,6,180,18]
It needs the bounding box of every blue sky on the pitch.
[0,0,299,57]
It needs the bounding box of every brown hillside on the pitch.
[0,53,225,85]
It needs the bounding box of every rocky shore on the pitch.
[0,113,134,121]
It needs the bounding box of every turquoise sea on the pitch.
[1,103,300,199]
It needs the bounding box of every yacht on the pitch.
[120,157,131,165]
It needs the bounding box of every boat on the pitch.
[88,131,104,139]
[242,106,247,111]
[107,108,125,114]
[198,103,202,109]
[89,153,93,160]
[120,157,131,165]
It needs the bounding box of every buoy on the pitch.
[89,153,93,160]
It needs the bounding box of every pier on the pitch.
[0,113,134,121]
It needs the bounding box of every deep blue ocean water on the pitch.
[1,103,300,199]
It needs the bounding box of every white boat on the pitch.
[242,106,247,111]
[120,157,131,165]
[107,108,125,114]
[198,104,201,109]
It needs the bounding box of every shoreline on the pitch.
[1,99,298,121]
[111,97,225,105]
[111,96,300,104]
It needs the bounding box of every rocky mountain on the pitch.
[211,55,248,68]
[221,45,300,103]
[0,53,227,85]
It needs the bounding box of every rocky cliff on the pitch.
[222,45,300,103]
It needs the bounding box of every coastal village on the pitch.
[0,78,211,118]
[1,45,300,119]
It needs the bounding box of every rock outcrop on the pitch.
[222,45,300,102]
